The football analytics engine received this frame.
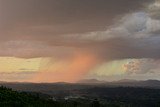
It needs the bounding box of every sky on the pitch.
[0,0,160,82]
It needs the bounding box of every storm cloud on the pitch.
[0,0,159,60]
[0,0,160,82]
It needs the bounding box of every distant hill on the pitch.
[77,79,106,84]
[77,79,160,88]
[109,79,160,88]
[78,79,139,84]
[113,79,138,83]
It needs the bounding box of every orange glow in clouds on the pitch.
[33,52,98,83]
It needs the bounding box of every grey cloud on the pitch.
[148,0,160,19]
[0,12,160,60]
[123,59,160,74]
[46,12,160,60]
[0,0,152,39]
[86,37,160,60]
[0,40,75,58]
[0,0,159,61]
[0,0,160,82]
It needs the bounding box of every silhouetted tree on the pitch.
[92,99,100,107]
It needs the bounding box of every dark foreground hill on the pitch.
[0,86,101,107]
[0,86,160,107]
[0,86,58,107]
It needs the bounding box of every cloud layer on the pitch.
[0,0,158,60]
[123,59,160,74]
[0,0,159,82]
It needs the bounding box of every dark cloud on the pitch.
[0,0,160,82]
[81,37,160,61]
[0,0,159,61]
[0,0,152,37]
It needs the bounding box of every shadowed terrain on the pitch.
[0,80,160,107]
